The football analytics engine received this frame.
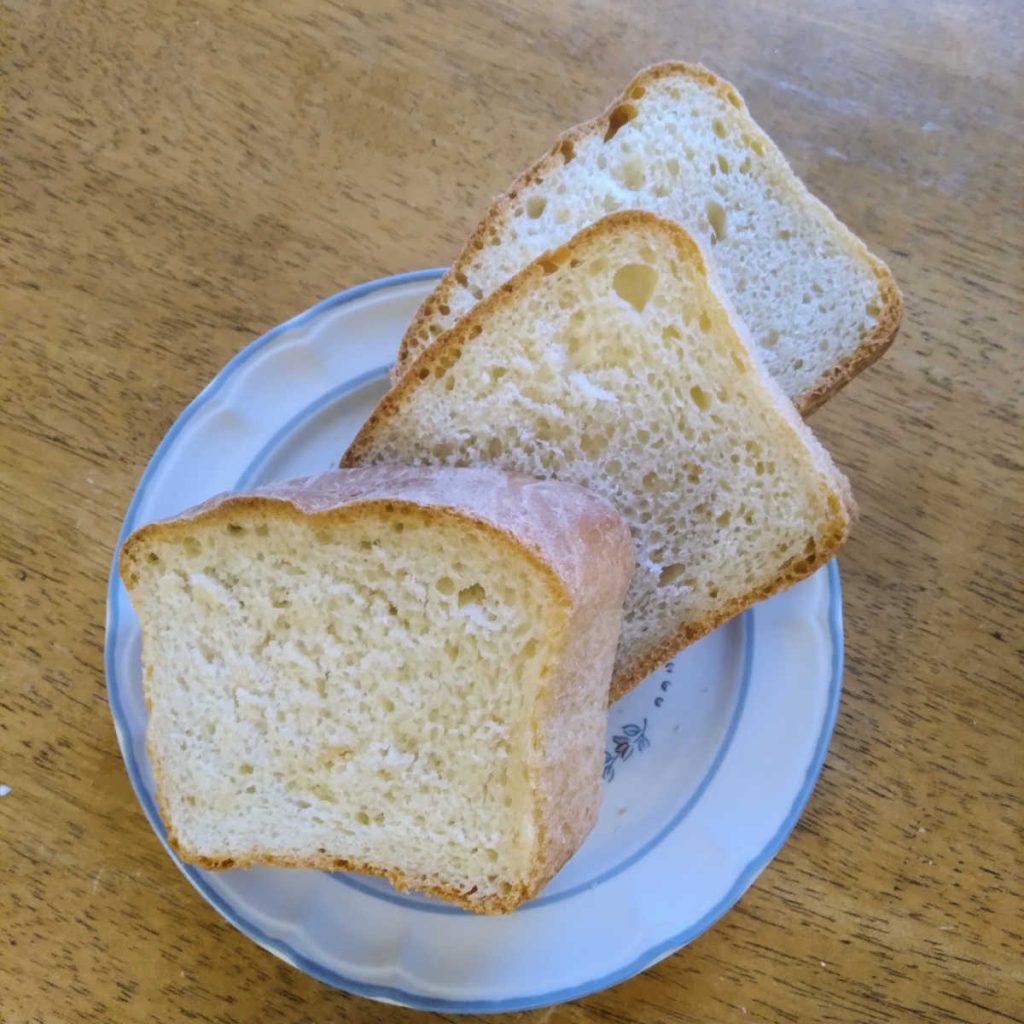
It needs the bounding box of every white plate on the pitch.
[105,271,843,1013]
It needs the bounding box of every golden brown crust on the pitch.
[392,60,901,415]
[608,489,854,699]
[175,840,530,914]
[795,257,903,415]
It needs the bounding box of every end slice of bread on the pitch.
[345,212,855,698]
[394,61,901,413]
[120,466,633,913]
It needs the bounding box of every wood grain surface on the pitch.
[2,1,1021,1021]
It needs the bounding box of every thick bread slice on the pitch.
[120,466,633,913]
[394,61,901,413]
[345,213,855,698]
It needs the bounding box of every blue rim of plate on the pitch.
[104,269,844,1013]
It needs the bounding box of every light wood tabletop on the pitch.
[2,1,1021,1021]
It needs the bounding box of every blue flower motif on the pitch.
[603,718,649,782]
[603,749,617,783]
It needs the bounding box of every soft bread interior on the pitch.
[349,216,851,690]
[399,64,894,405]
[128,504,564,903]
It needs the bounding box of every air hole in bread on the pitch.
[662,324,682,342]
[559,138,575,163]
[526,196,547,219]
[793,358,804,370]
[227,523,244,535]
[689,385,711,410]
[438,303,450,316]
[616,156,645,190]
[666,157,680,177]
[777,228,792,241]
[706,200,727,243]
[182,537,201,557]
[604,103,637,142]
[612,263,658,313]
[712,118,727,139]
[744,133,765,156]
[762,330,780,348]
[658,563,686,587]
[457,583,486,607]
[699,311,712,332]
[717,154,730,174]
[630,84,646,99]
[147,552,160,564]
[866,301,880,317]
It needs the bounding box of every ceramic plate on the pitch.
[105,270,843,1012]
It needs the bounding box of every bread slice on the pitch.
[119,466,633,913]
[345,212,855,698]
[394,61,901,413]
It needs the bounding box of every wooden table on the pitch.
[3,1,1021,1020]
